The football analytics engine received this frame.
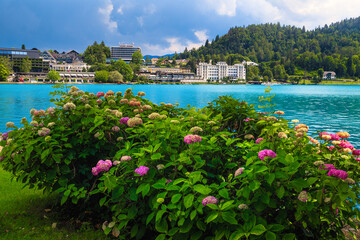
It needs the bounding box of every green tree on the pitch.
[131,50,143,66]
[263,69,273,80]
[111,59,133,82]
[95,70,109,83]
[108,71,123,83]
[19,57,32,72]
[21,44,26,50]
[0,64,9,81]
[0,56,13,73]
[83,41,110,65]
[47,70,61,82]
[317,68,324,79]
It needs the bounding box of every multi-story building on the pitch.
[0,47,49,72]
[40,50,57,63]
[196,62,246,81]
[146,67,191,74]
[110,44,141,63]
[50,62,90,72]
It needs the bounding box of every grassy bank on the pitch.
[0,168,107,240]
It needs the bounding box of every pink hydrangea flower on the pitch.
[113,161,120,166]
[96,160,112,171]
[96,99,102,104]
[96,92,104,98]
[92,167,100,176]
[352,149,360,156]
[121,156,131,161]
[328,146,335,151]
[356,158,360,162]
[119,117,130,125]
[135,166,149,176]
[184,134,202,144]
[319,164,335,171]
[112,126,120,132]
[243,118,254,122]
[255,138,263,144]
[258,149,276,161]
[235,167,245,177]
[298,191,309,202]
[202,196,218,206]
[166,179,172,184]
[327,169,348,180]
[330,134,340,141]
[338,140,354,150]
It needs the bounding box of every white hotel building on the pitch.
[196,62,246,81]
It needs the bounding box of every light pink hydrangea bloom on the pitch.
[184,134,202,144]
[202,196,218,206]
[135,166,149,176]
[258,149,276,161]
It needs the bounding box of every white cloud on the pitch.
[194,30,208,43]
[143,30,209,55]
[202,0,360,29]
[137,16,144,27]
[117,5,123,14]
[144,4,156,15]
[98,0,117,32]
[205,0,237,16]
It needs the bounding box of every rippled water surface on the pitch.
[1,84,360,146]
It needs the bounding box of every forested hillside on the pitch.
[177,17,360,80]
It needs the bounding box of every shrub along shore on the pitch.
[1,85,360,239]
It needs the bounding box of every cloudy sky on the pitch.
[1,0,360,55]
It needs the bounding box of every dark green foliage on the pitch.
[1,86,360,239]
[83,41,110,65]
[179,17,360,78]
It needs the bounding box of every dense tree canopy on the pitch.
[179,17,360,79]
[83,41,110,65]
[47,70,61,82]
[0,64,9,81]
[19,57,32,73]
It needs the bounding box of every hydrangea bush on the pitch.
[1,85,360,239]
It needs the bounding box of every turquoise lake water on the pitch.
[1,84,360,147]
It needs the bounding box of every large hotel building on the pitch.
[196,62,246,81]
[110,44,141,63]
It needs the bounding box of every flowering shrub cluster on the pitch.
[1,86,360,239]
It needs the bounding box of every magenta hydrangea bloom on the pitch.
[135,166,149,176]
[327,169,348,180]
[96,92,104,98]
[92,167,100,176]
[338,140,354,150]
[258,149,276,161]
[96,160,112,171]
[121,156,131,161]
[96,99,102,104]
[255,138,264,144]
[2,130,11,140]
[202,196,218,206]
[184,134,202,144]
[330,134,340,141]
[352,149,360,156]
[119,117,130,125]
[319,164,335,171]
[166,179,172,184]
